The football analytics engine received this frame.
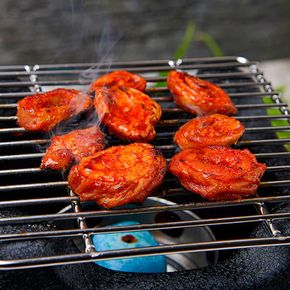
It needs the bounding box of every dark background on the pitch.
[0,0,290,64]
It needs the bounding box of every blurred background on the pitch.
[0,0,289,63]
[0,0,289,97]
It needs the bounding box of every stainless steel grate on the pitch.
[0,56,289,270]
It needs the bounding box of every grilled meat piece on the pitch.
[68,143,167,208]
[169,146,266,200]
[94,86,162,142]
[174,114,245,149]
[41,126,105,171]
[90,71,146,92]
[17,88,92,131]
[167,71,237,115]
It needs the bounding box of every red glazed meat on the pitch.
[169,146,266,200]
[90,71,146,92]
[174,114,245,149]
[94,86,162,142]
[68,143,167,208]
[167,71,237,115]
[17,89,93,131]
[41,126,105,171]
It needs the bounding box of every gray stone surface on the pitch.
[0,0,289,64]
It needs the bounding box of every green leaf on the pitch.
[173,21,196,60]
[197,33,223,57]
[263,95,290,151]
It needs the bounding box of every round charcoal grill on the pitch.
[0,57,289,289]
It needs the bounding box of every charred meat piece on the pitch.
[174,114,245,149]
[90,71,146,92]
[17,88,93,131]
[41,126,105,171]
[68,143,167,208]
[169,146,266,201]
[94,86,162,142]
[167,71,237,115]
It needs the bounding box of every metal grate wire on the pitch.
[0,56,289,270]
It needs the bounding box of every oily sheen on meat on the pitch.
[94,86,161,142]
[174,114,245,149]
[89,70,146,92]
[169,146,266,200]
[167,71,237,116]
[17,88,92,131]
[68,143,167,208]
[41,126,105,171]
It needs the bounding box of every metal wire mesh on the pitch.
[0,56,289,270]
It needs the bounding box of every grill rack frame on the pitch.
[0,56,289,270]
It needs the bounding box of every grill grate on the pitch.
[0,56,289,270]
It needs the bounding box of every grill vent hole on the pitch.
[155,211,183,238]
